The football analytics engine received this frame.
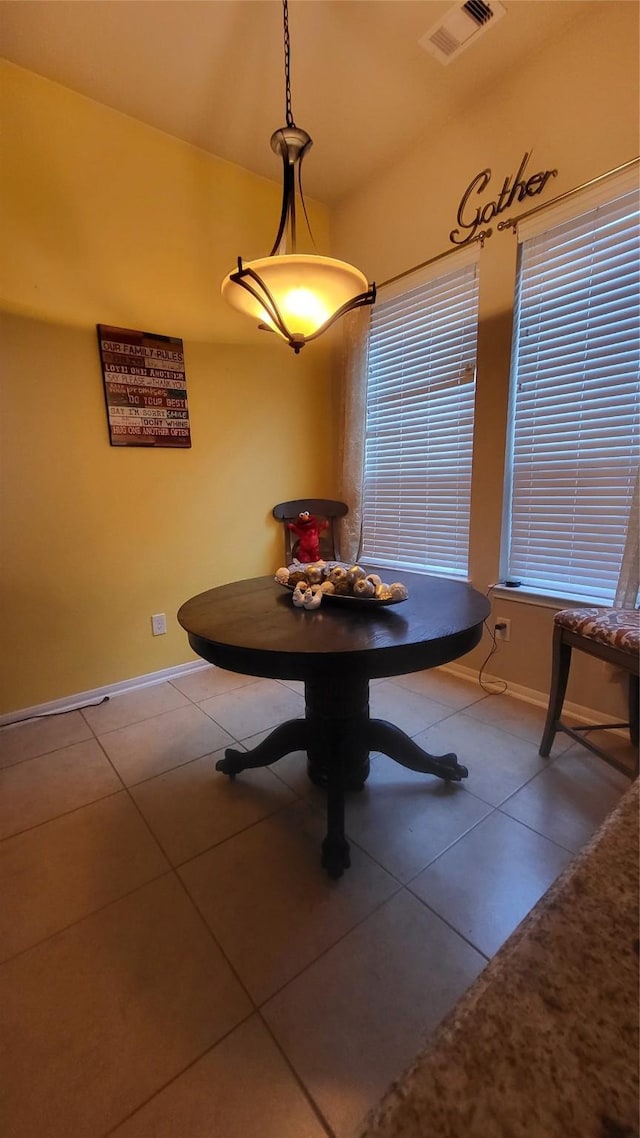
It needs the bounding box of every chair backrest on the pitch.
[272,499,348,564]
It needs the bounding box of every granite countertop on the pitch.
[360,779,639,1138]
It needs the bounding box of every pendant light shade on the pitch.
[221,254,373,349]
[221,3,375,353]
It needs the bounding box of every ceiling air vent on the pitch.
[419,0,506,65]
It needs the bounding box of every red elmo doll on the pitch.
[288,511,328,563]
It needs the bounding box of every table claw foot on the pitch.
[366,720,469,783]
[216,720,309,781]
[321,837,351,879]
[215,749,246,779]
[440,755,468,781]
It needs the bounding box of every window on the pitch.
[503,171,640,604]
[361,249,479,577]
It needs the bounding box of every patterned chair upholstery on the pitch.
[539,607,639,775]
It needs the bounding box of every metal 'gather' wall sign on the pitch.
[450,152,558,245]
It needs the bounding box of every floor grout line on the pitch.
[401,885,493,964]
[492,802,582,856]
[99,1010,258,1138]
[255,1011,338,1138]
[255,879,406,1010]
[0,785,125,846]
[0,866,175,970]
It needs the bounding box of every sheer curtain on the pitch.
[614,466,640,608]
[337,307,370,564]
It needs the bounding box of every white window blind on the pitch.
[362,250,479,577]
[504,172,640,604]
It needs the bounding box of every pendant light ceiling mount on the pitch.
[221,0,376,353]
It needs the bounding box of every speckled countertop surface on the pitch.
[360,779,639,1138]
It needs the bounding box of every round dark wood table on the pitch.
[178,570,490,878]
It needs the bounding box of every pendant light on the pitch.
[221,0,376,353]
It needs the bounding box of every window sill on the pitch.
[489,585,612,611]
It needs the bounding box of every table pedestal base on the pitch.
[215,675,468,878]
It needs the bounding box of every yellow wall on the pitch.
[3,0,639,720]
[0,62,337,713]
[333,1,640,718]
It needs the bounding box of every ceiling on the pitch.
[1,0,599,204]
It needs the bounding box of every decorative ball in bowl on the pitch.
[274,562,408,610]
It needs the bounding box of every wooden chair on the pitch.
[272,499,348,564]
[539,607,639,776]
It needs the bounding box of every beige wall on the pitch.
[0,63,337,713]
[332,1,639,719]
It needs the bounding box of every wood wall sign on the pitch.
[97,325,191,448]
[450,152,558,245]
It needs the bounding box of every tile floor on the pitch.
[0,666,635,1138]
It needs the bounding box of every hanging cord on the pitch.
[477,583,508,694]
[282,0,295,128]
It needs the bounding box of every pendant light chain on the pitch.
[221,0,376,352]
[283,0,296,128]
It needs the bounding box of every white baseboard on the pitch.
[441,662,629,732]
[0,660,210,728]
[1,658,628,735]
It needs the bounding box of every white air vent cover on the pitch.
[419,0,506,64]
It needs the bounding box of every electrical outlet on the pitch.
[494,617,511,641]
[151,613,167,636]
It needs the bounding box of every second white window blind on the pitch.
[504,177,640,603]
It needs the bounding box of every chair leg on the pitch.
[539,625,572,757]
[629,673,639,749]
